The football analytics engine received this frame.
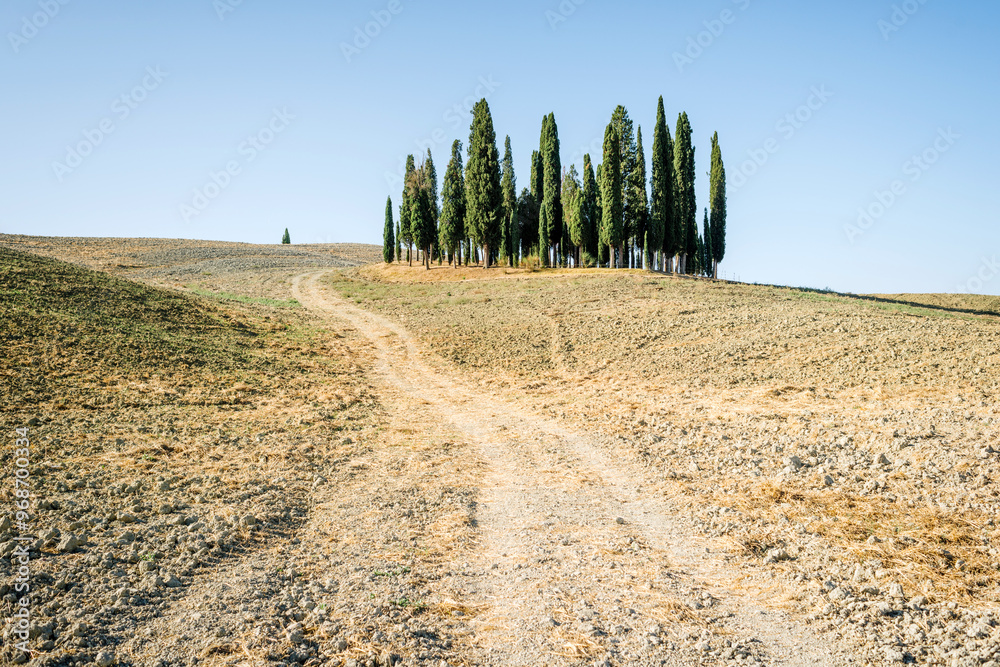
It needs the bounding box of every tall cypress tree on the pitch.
[538,114,563,267]
[709,132,727,279]
[425,149,440,265]
[521,150,542,257]
[465,99,502,268]
[595,162,606,267]
[281,228,290,244]
[408,162,434,270]
[515,187,533,265]
[400,154,416,265]
[383,196,395,264]
[562,165,583,266]
[611,106,637,267]
[650,97,670,271]
[599,122,623,268]
[702,208,712,277]
[582,154,599,265]
[395,219,401,262]
[634,127,649,269]
[501,136,517,266]
[440,140,466,268]
[536,118,550,266]
[673,113,696,274]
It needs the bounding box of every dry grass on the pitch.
[725,481,999,604]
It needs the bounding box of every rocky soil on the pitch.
[3,239,1000,666]
[327,264,1000,666]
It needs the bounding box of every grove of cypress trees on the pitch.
[673,113,696,275]
[465,99,502,268]
[634,126,649,269]
[649,97,670,272]
[383,196,395,263]
[501,136,517,266]
[599,122,623,268]
[709,131,727,279]
[440,140,466,268]
[401,154,416,265]
[281,228,290,244]
[582,154,599,265]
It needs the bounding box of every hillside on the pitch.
[0,248,480,667]
[3,240,1000,667]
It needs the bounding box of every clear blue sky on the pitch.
[2,0,998,294]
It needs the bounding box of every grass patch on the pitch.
[187,285,301,309]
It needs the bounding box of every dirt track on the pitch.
[292,270,854,666]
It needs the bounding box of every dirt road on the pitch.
[292,270,858,666]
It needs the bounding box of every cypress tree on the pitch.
[582,154,599,265]
[611,106,637,267]
[425,149,440,266]
[520,150,542,257]
[395,219,401,262]
[465,99,502,268]
[400,154,416,265]
[709,132,727,279]
[595,162,607,267]
[383,197,395,264]
[599,123,623,268]
[538,114,563,267]
[702,208,712,277]
[634,127,649,269]
[650,97,670,271]
[501,136,517,266]
[408,163,433,270]
[440,140,466,268]
[515,188,534,265]
[562,165,583,267]
[673,113,696,274]
[536,119,550,266]
[281,228,290,244]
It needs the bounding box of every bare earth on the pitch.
[2,236,999,667]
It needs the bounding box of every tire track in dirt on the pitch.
[293,270,857,666]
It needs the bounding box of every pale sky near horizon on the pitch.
[1,0,998,294]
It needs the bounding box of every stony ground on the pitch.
[2,236,999,666]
